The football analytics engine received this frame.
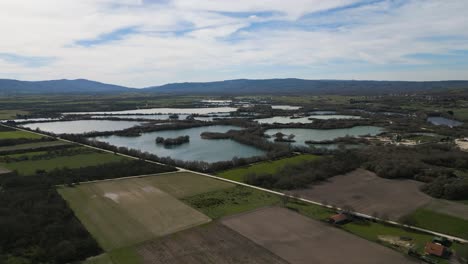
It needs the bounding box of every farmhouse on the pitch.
[424,242,449,258]
[329,213,349,225]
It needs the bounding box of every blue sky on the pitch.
[0,0,467,87]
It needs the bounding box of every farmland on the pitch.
[0,140,71,153]
[289,169,433,220]
[1,150,126,175]
[0,130,43,139]
[222,207,416,264]
[136,223,287,264]
[0,109,29,120]
[404,209,468,240]
[140,172,234,198]
[58,175,212,251]
[183,186,281,219]
[217,154,320,182]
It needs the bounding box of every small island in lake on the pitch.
[156,135,190,146]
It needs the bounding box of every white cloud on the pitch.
[0,0,467,86]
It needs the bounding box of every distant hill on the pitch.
[0,79,132,95]
[146,79,468,95]
[1,78,468,95]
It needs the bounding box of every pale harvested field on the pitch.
[455,139,468,151]
[58,177,211,251]
[289,169,432,220]
[222,207,416,264]
[0,166,11,175]
[142,172,234,198]
[136,223,287,264]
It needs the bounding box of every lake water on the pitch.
[92,114,190,120]
[9,117,61,123]
[64,107,238,115]
[308,115,362,120]
[255,116,313,124]
[91,113,236,122]
[271,105,302,110]
[21,120,143,134]
[427,117,463,127]
[255,115,361,124]
[92,125,266,162]
[310,111,337,115]
[265,126,384,147]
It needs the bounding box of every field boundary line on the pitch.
[3,123,467,244]
[55,171,181,187]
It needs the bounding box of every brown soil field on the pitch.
[136,223,287,264]
[289,169,432,220]
[222,207,416,264]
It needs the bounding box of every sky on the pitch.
[0,0,467,87]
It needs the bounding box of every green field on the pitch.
[59,177,211,251]
[405,209,468,239]
[84,248,142,264]
[0,140,70,153]
[285,200,335,221]
[141,172,234,198]
[0,130,43,139]
[183,186,281,219]
[0,110,29,120]
[2,152,126,175]
[217,154,320,182]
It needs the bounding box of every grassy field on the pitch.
[0,110,29,120]
[405,208,468,239]
[342,221,434,253]
[84,248,142,264]
[217,154,320,182]
[286,200,335,221]
[59,177,211,251]
[0,140,70,153]
[183,186,281,219]
[2,152,126,175]
[0,130,43,139]
[142,172,234,198]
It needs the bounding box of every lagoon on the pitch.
[64,107,237,115]
[92,125,266,162]
[427,117,463,127]
[21,120,142,134]
[265,126,384,147]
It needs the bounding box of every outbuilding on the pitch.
[424,242,449,258]
[329,213,349,225]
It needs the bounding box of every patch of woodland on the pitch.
[359,144,468,200]
[0,159,175,263]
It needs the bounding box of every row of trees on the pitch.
[155,135,190,146]
[245,151,361,189]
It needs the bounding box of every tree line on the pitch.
[245,151,361,189]
[0,159,175,263]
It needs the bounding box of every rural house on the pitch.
[424,242,449,258]
[329,213,349,225]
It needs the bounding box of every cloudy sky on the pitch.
[0,0,467,87]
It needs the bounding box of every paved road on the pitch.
[2,123,467,244]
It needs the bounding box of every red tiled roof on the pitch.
[330,213,348,223]
[425,242,446,257]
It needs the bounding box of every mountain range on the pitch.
[1,78,468,95]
